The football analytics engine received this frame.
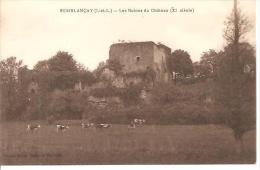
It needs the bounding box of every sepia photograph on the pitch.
[0,0,257,166]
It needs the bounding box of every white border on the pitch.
[1,0,259,169]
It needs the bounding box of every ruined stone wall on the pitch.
[109,41,171,82]
[109,42,154,73]
[153,44,171,82]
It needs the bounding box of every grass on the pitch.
[0,121,256,165]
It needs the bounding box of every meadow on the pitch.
[0,121,256,165]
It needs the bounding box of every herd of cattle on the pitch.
[26,118,146,133]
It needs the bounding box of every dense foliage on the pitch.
[167,49,193,78]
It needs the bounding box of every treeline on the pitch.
[0,40,255,123]
[0,51,96,120]
[0,43,256,122]
[0,50,155,121]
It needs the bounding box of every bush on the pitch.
[46,115,56,124]
[46,89,88,120]
[150,82,207,105]
[118,84,143,105]
[89,86,121,98]
[83,81,215,125]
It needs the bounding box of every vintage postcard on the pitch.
[0,0,257,166]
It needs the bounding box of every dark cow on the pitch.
[95,123,112,129]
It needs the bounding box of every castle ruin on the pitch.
[109,41,171,82]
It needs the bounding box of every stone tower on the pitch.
[109,41,171,82]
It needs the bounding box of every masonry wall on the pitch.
[109,42,154,73]
[109,41,171,82]
[153,45,171,82]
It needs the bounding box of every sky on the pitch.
[0,0,256,70]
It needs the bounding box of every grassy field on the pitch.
[0,121,256,165]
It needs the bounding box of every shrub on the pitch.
[151,83,200,105]
[46,89,88,120]
[118,84,143,105]
[89,86,121,98]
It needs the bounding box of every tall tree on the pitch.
[223,1,251,45]
[215,0,255,154]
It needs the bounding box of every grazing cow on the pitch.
[81,123,94,129]
[95,123,112,129]
[133,118,146,125]
[27,124,40,132]
[56,124,69,132]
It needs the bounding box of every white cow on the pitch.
[81,123,94,129]
[133,118,146,125]
[56,124,69,132]
[27,124,40,132]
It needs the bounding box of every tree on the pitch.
[79,70,96,86]
[75,63,96,86]
[193,62,211,79]
[48,51,77,72]
[33,60,49,72]
[223,42,255,69]
[167,49,193,83]
[119,84,143,106]
[0,57,24,120]
[47,89,88,120]
[200,49,218,75]
[93,61,106,80]
[223,4,251,45]
[51,71,79,90]
[34,51,83,90]
[214,0,255,155]
[17,66,37,120]
[30,53,96,119]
